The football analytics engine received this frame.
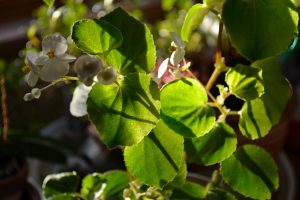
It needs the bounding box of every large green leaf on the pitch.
[239,58,292,139]
[87,73,160,148]
[72,19,123,55]
[101,7,156,74]
[185,122,237,166]
[161,78,215,138]
[43,172,79,198]
[171,181,206,200]
[225,64,264,101]
[124,120,184,188]
[220,145,279,200]
[181,4,210,42]
[81,171,129,200]
[222,0,298,61]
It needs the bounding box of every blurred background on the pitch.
[0,0,300,199]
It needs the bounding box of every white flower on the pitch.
[74,55,103,86]
[35,33,76,82]
[70,84,92,117]
[24,51,40,87]
[97,67,118,85]
[169,32,186,66]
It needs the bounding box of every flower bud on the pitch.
[31,88,41,99]
[74,55,103,86]
[97,67,118,85]
[23,93,34,101]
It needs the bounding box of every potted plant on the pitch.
[21,0,298,199]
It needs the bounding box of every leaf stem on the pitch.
[205,22,225,91]
[205,169,222,196]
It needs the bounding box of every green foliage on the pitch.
[87,73,160,148]
[239,58,292,139]
[185,122,237,166]
[101,8,156,74]
[160,78,215,137]
[124,120,184,188]
[81,171,129,200]
[72,19,123,55]
[221,145,279,200]
[170,181,206,199]
[225,64,264,101]
[181,4,209,42]
[43,172,79,198]
[222,0,298,61]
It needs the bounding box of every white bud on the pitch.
[23,93,34,101]
[74,55,102,86]
[31,88,41,99]
[97,67,118,85]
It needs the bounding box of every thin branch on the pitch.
[1,76,9,141]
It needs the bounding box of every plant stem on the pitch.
[205,22,224,91]
[0,76,8,141]
[205,169,222,196]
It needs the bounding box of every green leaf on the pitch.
[222,0,298,61]
[101,7,156,74]
[185,122,237,166]
[171,181,206,200]
[124,120,184,188]
[225,64,264,101]
[220,145,279,200]
[167,160,187,187]
[207,189,237,200]
[43,172,79,198]
[81,171,129,200]
[72,19,123,55]
[43,0,55,7]
[181,4,210,42]
[87,73,160,148]
[161,78,215,138]
[239,58,292,139]
[49,194,79,200]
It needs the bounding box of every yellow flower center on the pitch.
[47,49,55,58]
[22,65,31,74]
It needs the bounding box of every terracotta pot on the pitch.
[0,158,28,200]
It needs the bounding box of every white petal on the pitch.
[158,58,169,78]
[40,58,69,82]
[26,51,38,65]
[170,32,185,48]
[70,84,92,117]
[170,48,185,66]
[57,54,76,63]
[25,72,39,87]
[42,34,67,56]
[35,55,49,65]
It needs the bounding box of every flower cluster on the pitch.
[23,33,119,117]
[157,32,190,80]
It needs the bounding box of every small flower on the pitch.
[74,55,103,86]
[24,51,40,87]
[97,67,118,85]
[70,84,92,117]
[35,33,76,82]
